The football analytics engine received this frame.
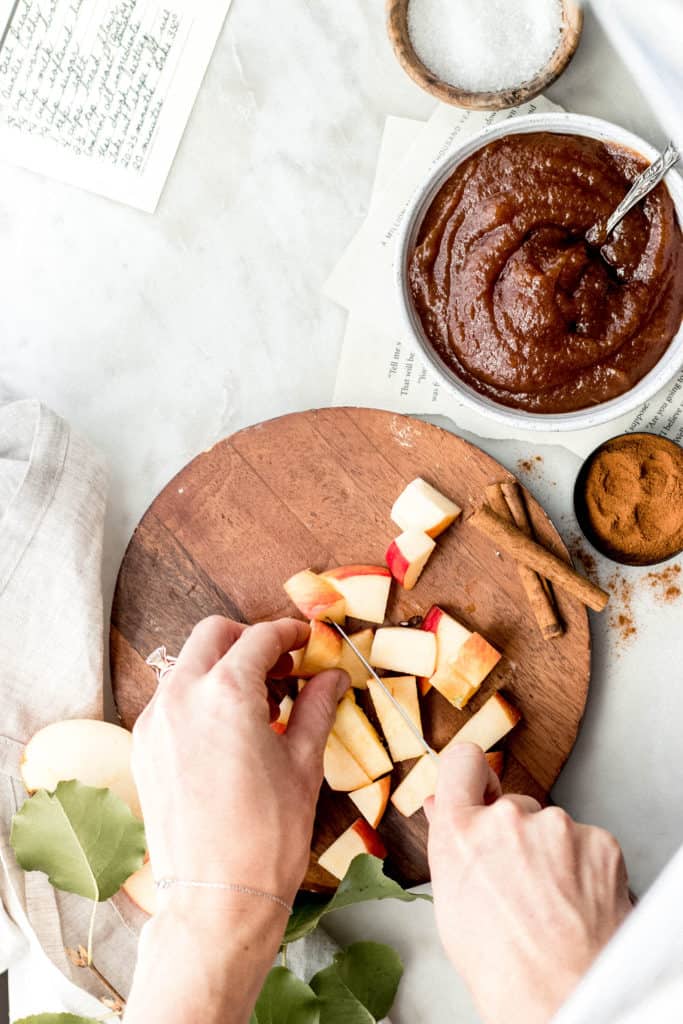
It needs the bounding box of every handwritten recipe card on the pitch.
[0,0,232,209]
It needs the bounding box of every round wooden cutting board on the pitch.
[111,408,590,892]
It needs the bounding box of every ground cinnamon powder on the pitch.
[580,433,683,565]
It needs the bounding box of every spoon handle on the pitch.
[594,141,680,244]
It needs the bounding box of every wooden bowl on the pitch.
[386,0,583,110]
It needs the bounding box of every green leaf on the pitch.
[332,942,403,1020]
[251,966,320,1024]
[14,1015,101,1023]
[284,855,431,944]
[310,966,373,1024]
[10,781,146,902]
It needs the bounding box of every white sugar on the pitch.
[408,0,564,93]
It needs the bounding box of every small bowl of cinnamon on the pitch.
[574,433,683,566]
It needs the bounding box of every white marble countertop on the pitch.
[1,3,680,1022]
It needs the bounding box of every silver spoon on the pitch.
[586,140,680,247]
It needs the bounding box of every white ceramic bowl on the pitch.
[396,113,683,433]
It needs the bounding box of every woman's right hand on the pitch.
[426,743,632,1024]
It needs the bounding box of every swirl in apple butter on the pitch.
[409,132,683,413]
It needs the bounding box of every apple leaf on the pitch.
[310,965,374,1024]
[10,781,146,902]
[284,855,431,944]
[332,942,403,1020]
[14,1016,101,1023]
[250,966,320,1024]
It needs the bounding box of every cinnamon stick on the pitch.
[468,505,610,613]
[485,484,563,639]
[500,481,560,610]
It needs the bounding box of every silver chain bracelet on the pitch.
[154,878,293,914]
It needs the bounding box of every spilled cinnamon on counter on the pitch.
[579,433,683,565]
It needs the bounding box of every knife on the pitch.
[327,620,439,763]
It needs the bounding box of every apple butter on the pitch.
[409,132,683,413]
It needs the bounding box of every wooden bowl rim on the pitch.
[386,0,584,111]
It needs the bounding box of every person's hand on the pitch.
[426,744,632,1024]
[132,615,349,907]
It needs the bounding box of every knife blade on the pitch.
[327,620,439,763]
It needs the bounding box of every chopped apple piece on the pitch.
[338,628,375,689]
[391,754,439,818]
[283,569,346,623]
[290,648,305,675]
[321,566,391,624]
[20,719,141,819]
[349,776,391,828]
[333,697,392,780]
[317,819,387,881]
[299,620,342,676]
[392,694,520,816]
[420,604,472,695]
[324,733,372,791]
[421,607,500,707]
[430,667,478,710]
[367,676,424,761]
[123,860,157,915]
[270,695,294,735]
[391,478,461,538]
[486,750,505,778]
[450,692,520,751]
[385,531,436,590]
[370,627,436,678]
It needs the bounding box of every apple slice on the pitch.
[386,531,436,590]
[391,753,439,818]
[324,733,372,791]
[270,695,294,735]
[486,750,505,778]
[367,676,424,762]
[321,566,391,624]
[317,819,387,881]
[349,776,391,828]
[449,692,520,751]
[338,628,375,689]
[333,697,392,780]
[370,627,436,678]
[283,569,346,623]
[391,478,461,538]
[299,620,342,676]
[391,693,520,816]
[122,860,157,916]
[20,719,141,819]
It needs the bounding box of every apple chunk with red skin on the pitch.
[419,604,472,695]
[367,676,425,762]
[431,633,502,709]
[370,627,436,678]
[270,695,294,735]
[349,776,391,828]
[324,733,372,791]
[317,819,387,881]
[391,693,521,817]
[283,569,346,623]
[391,478,461,538]
[386,531,436,590]
[321,565,391,624]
